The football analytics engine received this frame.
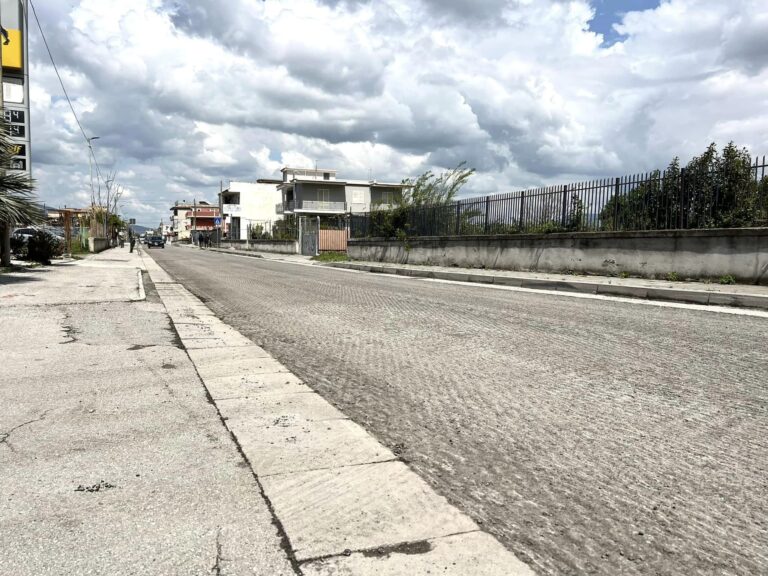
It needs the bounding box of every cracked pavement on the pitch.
[0,251,295,575]
[151,246,768,576]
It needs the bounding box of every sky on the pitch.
[26,0,768,227]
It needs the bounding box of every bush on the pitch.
[718,274,736,285]
[10,235,26,257]
[26,230,64,264]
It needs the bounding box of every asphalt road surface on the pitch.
[150,246,768,576]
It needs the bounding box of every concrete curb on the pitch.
[327,262,768,310]
[140,251,534,575]
[174,242,269,259]
[135,269,146,301]
[208,247,264,259]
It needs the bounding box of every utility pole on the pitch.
[193,197,196,244]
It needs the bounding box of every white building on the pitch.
[277,167,405,217]
[220,180,283,240]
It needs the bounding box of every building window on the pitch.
[318,189,330,203]
[323,172,330,180]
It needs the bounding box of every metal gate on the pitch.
[300,217,319,256]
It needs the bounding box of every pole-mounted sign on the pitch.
[1,0,30,176]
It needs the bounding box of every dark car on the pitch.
[147,236,165,249]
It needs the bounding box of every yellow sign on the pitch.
[1,29,22,71]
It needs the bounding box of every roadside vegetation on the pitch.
[367,163,476,242]
[600,142,768,230]
[312,251,349,263]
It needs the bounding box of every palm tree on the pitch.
[0,115,41,267]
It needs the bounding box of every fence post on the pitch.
[613,177,621,230]
[519,192,525,230]
[560,185,568,227]
[679,168,686,229]
[455,201,461,235]
[484,196,491,233]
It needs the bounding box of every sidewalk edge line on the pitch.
[327,262,768,311]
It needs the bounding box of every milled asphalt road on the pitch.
[150,246,768,576]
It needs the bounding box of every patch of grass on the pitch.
[665,271,680,282]
[718,274,736,285]
[619,271,630,279]
[70,242,89,255]
[311,251,349,263]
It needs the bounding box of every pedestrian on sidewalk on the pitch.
[129,234,136,253]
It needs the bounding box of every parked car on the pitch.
[12,227,38,243]
[147,236,165,249]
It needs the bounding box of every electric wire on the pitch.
[27,0,106,188]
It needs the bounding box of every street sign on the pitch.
[214,217,222,226]
[129,218,136,225]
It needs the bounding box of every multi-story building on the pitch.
[276,167,406,218]
[219,179,282,240]
[169,201,221,242]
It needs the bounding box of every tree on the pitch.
[0,118,41,267]
[400,162,475,207]
[366,163,476,238]
[600,143,765,231]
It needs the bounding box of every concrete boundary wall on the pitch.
[349,228,768,285]
[88,237,109,253]
[220,239,298,255]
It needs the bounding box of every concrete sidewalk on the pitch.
[327,260,768,310]
[0,248,295,575]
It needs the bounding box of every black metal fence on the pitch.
[247,218,298,240]
[350,155,768,238]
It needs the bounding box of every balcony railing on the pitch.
[297,200,346,212]
[276,201,295,214]
[222,203,242,214]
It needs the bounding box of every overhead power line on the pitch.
[28,0,106,187]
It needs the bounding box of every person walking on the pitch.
[129,234,136,253]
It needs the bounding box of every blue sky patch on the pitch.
[588,0,662,46]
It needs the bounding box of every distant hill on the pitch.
[130,225,153,234]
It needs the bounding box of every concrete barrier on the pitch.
[349,228,768,285]
[88,237,109,253]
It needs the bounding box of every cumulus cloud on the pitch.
[27,0,768,225]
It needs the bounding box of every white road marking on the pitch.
[422,278,768,318]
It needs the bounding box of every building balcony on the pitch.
[276,201,294,215]
[296,200,347,213]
